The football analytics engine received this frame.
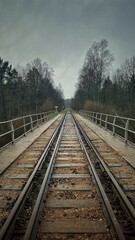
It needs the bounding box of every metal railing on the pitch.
[79,110,135,146]
[0,110,57,150]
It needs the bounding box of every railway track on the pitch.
[0,112,135,240]
[0,115,63,234]
[75,115,135,230]
[74,115,135,239]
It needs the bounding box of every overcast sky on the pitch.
[0,0,135,98]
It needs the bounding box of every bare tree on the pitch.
[84,39,114,102]
[73,39,114,110]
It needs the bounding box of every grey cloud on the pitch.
[0,0,135,98]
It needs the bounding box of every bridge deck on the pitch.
[0,113,135,176]
[77,114,135,169]
[0,115,60,174]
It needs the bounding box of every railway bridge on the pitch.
[0,110,135,240]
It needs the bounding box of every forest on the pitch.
[0,58,64,121]
[1,40,135,121]
[72,39,135,117]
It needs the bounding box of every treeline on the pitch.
[0,58,64,121]
[72,39,135,117]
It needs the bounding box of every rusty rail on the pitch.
[74,114,135,235]
[0,115,65,240]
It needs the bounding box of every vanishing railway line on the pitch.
[0,115,63,236]
[0,112,135,240]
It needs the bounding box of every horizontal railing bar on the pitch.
[79,110,135,146]
[0,111,55,124]
[0,110,57,150]
[0,130,12,137]
[80,110,135,121]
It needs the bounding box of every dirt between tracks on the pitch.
[36,233,115,240]
[50,178,92,186]
[47,190,97,200]
[53,167,89,174]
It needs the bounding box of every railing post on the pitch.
[10,120,15,143]
[40,114,42,123]
[96,113,98,124]
[30,116,33,131]
[100,114,102,127]
[125,119,129,143]
[45,112,47,120]
[113,117,116,135]
[23,117,26,136]
[105,115,108,130]
[36,114,39,127]
[92,112,95,122]
[92,112,94,122]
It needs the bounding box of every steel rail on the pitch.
[0,115,65,240]
[72,113,126,240]
[23,115,66,240]
[76,117,135,223]
[73,114,135,232]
